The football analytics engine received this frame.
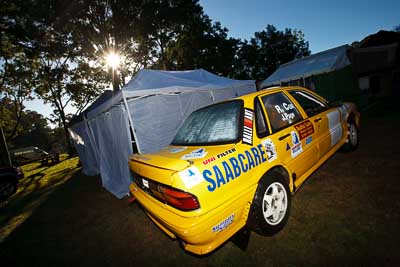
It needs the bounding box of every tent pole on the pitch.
[122,93,142,154]
[83,116,100,164]
[210,91,215,102]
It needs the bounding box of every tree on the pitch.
[395,24,400,32]
[34,29,106,153]
[0,0,101,153]
[234,25,311,80]
[71,0,145,87]
[162,16,240,77]
[137,0,206,70]
[12,110,53,151]
[0,97,56,151]
[0,98,17,140]
[72,0,209,80]
[0,0,43,140]
[0,54,38,140]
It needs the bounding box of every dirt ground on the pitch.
[1,107,400,266]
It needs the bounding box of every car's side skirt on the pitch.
[292,137,347,193]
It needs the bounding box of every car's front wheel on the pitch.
[248,171,291,236]
[342,119,359,152]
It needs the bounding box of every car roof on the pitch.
[189,86,324,113]
[234,86,312,101]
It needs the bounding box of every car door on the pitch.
[257,91,319,185]
[287,89,344,158]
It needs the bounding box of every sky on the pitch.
[199,0,400,53]
[25,0,400,119]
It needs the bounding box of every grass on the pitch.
[0,154,80,242]
[0,110,399,266]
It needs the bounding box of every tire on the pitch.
[247,171,291,236]
[0,177,17,201]
[341,119,359,152]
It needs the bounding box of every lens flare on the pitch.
[105,52,120,69]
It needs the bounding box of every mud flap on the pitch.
[231,228,251,251]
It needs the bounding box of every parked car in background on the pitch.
[1,127,24,202]
[128,86,360,255]
[0,166,24,201]
[10,147,60,166]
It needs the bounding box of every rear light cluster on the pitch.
[133,173,200,211]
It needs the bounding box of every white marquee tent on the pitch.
[261,45,351,87]
[69,69,256,198]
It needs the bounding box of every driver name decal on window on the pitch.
[274,102,296,122]
[242,108,253,145]
[262,93,302,132]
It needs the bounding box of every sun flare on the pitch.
[105,52,121,69]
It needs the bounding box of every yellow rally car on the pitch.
[128,86,360,255]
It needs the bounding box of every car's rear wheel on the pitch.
[0,178,17,201]
[247,171,291,236]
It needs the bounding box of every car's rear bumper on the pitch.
[130,182,255,255]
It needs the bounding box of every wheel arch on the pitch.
[247,164,293,235]
[260,165,294,193]
[347,111,360,130]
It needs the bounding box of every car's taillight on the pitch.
[135,174,200,211]
[160,187,200,211]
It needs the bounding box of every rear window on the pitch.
[172,100,242,145]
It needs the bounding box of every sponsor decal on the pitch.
[181,148,207,160]
[168,147,187,153]
[294,120,314,140]
[203,144,268,192]
[262,139,277,162]
[179,166,203,189]
[217,148,236,159]
[305,136,313,145]
[203,148,237,165]
[286,143,291,151]
[212,214,235,233]
[142,178,149,188]
[291,131,303,158]
[203,156,216,165]
[242,109,254,145]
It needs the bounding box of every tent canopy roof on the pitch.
[86,69,255,119]
[261,45,351,87]
[68,90,114,126]
[122,69,254,97]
